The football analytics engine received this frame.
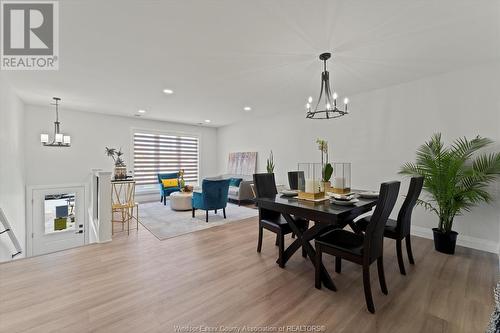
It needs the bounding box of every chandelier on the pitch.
[305,52,349,119]
[40,97,71,147]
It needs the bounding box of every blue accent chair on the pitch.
[158,172,180,205]
[192,179,231,222]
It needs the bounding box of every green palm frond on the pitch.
[400,133,500,233]
[451,136,493,160]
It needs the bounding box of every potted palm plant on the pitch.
[105,147,127,180]
[400,134,500,254]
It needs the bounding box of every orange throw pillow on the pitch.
[161,179,178,188]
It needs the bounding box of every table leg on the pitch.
[281,214,337,291]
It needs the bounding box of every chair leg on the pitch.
[396,239,406,275]
[363,264,375,314]
[160,195,163,203]
[377,257,388,295]
[275,234,279,246]
[302,245,307,258]
[315,247,322,289]
[192,208,195,218]
[406,235,415,265]
[335,257,342,273]
[223,208,226,219]
[127,208,130,235]
[163,196,167,205]
[205,210,209,222]
[278,232,285,268]
[291,232,295,239]
[257,226,263,253]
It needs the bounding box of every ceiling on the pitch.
[3,0,500,127]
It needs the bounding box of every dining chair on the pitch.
[355,176,424,275]
[287,171,305,190]
[314,181,400,313]
[253,173,309,267]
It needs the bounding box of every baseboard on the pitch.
[411,225,499,254]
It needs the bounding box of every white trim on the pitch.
[411,225,499,254]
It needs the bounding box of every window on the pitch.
[133,132,199,188]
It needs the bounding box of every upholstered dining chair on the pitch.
[314,181,400,313]
[288,171,305,190]
[192,179,231,222]
[253,173,309,268]
[355,176,424,275]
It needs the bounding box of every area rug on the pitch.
[138,201,258,240]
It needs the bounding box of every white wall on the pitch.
[0,74,26,261]
[217,62,500,252]
[24,106,218,194]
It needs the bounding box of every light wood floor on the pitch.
[0,216,497,333]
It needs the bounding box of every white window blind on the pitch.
[133,132,199,186]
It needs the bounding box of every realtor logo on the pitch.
[1,1,59,70]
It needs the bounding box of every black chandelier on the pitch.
[305,52,349,119]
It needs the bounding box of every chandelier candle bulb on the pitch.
[63,136,71,144]
[40,134,49,143]
[55,133,63,143]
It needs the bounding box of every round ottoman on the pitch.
[170,191,193,211]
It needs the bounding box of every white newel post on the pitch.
[89,170,112,243]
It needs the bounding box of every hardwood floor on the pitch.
[0,217,497,333]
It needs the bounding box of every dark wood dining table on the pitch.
[255,191,379,291]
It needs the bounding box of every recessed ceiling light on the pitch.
[138,109,146,114]
[163,89,174,94]
[243,106,252,111]
[204,119,211,123]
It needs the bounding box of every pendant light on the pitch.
[40,97,71,147]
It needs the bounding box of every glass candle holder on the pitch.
[332,162,351,194]
[297,163,324,200]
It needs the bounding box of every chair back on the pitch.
[201,179,230,208]
[288,171,305,190]
[396,176,424,236]
[253,173,280,221]
[364,181,400,260]
[253,173,278,198]
[157,172,179,184]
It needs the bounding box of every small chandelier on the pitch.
[305,52,349,119]
[40,97,71,147]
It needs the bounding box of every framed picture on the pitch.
[228,152,257,175]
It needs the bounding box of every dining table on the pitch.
[255,191,379,291]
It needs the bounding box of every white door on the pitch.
[30,185,86,256]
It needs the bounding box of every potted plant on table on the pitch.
[400,133,500,254]
[105,147,127,180]
[179,169,193,192]
[316,138,333,191]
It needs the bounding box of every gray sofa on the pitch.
[207,174,254,205]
